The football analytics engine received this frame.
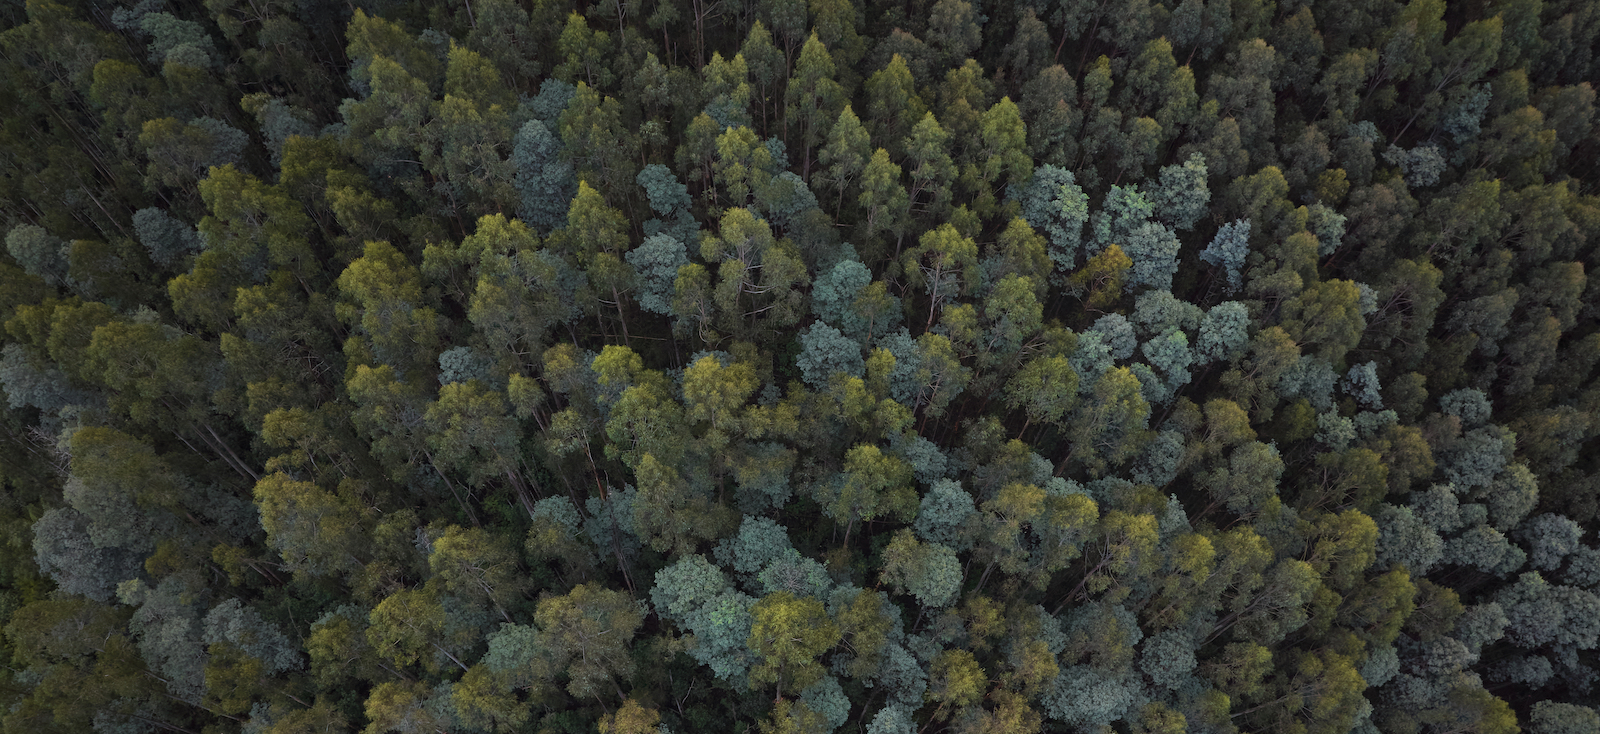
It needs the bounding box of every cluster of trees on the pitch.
[1,0,1598,732]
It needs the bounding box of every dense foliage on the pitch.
[0,0,1597,733]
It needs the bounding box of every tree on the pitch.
[428,524,526,622]
[786,33,846,178]
[1529,701,1600,734]
[599,699,663,734]
[858,149,909,248]
[5,224,67,285]
[534,583,643,700]
[904,224,979,329]
[748,591,841,700]
[513,120,576,234]
[1199,218,1251,291]
[960,97,1032,217]
[880,530,964,607]
[31,508,143,603]
[815,105,869,213]
[1005,355,1079,436]
[254,472,365,580]
[825,443,917,547]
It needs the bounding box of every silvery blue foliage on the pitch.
[1453,603,1509,657]
[1199,218,1251,291]
[1069,330,1114,393]
[1407,637,1475,680]
[637,164,692,215]
[876,329,922,406]
[120,577,209,701]
[1442,426,1512,491]
[1131,290,1204,337]
[138,12,216,66]
[1496,571,1600,649]
[636,165,699,244]
[1349,120,1383,144]
[1093,313,1137,360]
[1444,524,1525,575]
[1384,144,1447,188]
[797,322,865,388]
[715,516,795,579]
[1141,327,1193,402]
[0,343,85,413]
[758,548,832,599]
[1459,502,1489,528]
[254,98,316,167]
[1195,301,1249,364]
[1120,221,1182,292]
[1140,629,1197,689]
[584,487,641,560]
[1014,164,1088,272]
[1158,494,1192,538]
[626,234,690,315]
[1518,513,1585,571]
[1439,388,1492,427]
[1147,152,1209,231]
[866,703,916,734]
[1130,359,1167,406]
[1564,546,1600,590]
[875,644,928,707]
[907,542,963,608]
[1352,409,1398,438]
[1409,485,1463,534]
[1355,281,1378,315]
[1381,673,1447,711]
[438,346,493,386]
[890,430,950,485]
[915,479,976,550]
[1308,202,1348,257]
[1342,361,1383,409]
[31,507,143,603]
[813,259,873,337]
[1315,412,1356,451]
[757,171,819,229]
[1374,504,1444,575]
[1276,355,1339,411]
[204,599,302,674]
[190,117,249,169]
[801,675,850,732]
[132,208,203,268]
[1131,430,1183,487]
[513,120,576,234]
[1090,185,1155,249]
[1362,643,1399,687]
[527,79,576,123]
[1492,655,1555,687]
[483,622,541,686]
[1043,665,1145,730]
[1442,85,1491,144]
[5,224,67,285]
[651,555,756,679]
[765,137,790,170]
[531,496,583,535]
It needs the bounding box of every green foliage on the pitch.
[1,4,1597,732]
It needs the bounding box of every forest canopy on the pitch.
[0,0,1598,733]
